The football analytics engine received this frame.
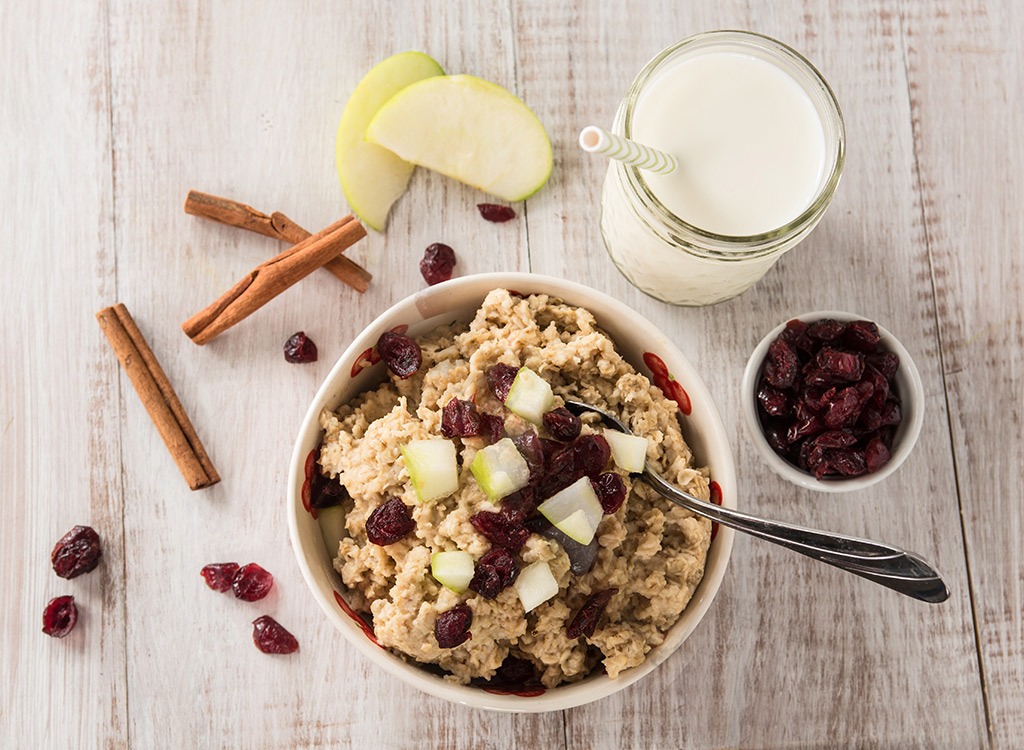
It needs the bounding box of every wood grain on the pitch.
[2,0,1019,747]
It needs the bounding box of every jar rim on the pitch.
[620,30,846,249]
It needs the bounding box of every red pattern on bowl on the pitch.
[301,448,319,520]
[709,481,723,541]
[333,590,382,648]
[643,352,692,415]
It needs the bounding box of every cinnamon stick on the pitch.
[96,304,219,490]
[182,214,366,345]
[184,191,371,293]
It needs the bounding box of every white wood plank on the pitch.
[0,1,127,747]
[515,1,987,747]
[105,1,559,746]
[900,0,1024,746]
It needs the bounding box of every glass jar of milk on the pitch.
[600,30,845,305]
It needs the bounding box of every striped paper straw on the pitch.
[578,126,678,175]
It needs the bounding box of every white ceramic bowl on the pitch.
[740,310,924,493]
[288,272,736,712]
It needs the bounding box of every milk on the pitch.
[633,52,827,237]
[598,31,844,306]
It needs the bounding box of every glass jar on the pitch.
[600,30,846,306]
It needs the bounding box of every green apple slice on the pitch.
[336,51,444,231]
[537,476,603,545]
[400,439,458,503]
[515,560,559,613]
[470,437,530,500]
[366,74,553,201]
[604,430,649,474]
[317,504,347,558]
[431,550,475,593]
[504,367,553,425]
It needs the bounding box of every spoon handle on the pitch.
[642,470,949,603]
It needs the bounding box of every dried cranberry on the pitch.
[491,655,536,687]
[477,203,516,223]
[757,385,791,417]
[863,365,890,407]
[500,486,538,522]
[566,588,618,639]
[842,320,882,352]
[811,430,858,449]
[420,243,457,286]
[311,471,347,510]
[807,319,846,341]
[434,604,473,648]
[542,407,582,442]
[377,331,422,379]
[866,351,900,380]
[441,398,482,438]
[535,444,579,498]
[42,595,78,638]
[512,430,545,481]
[828,449,868,477]
[283,331,318,363]
[51,525,102,579]
[201,562,240,593]
[592,472,627,514]
[766,425,790,455]
[479,413,505,444]
[823,381,873,429]
[232,563,274,602]
[571,434,611,478]
[865,435,891,473]
[252,615,299,654]
[786,402,824,444]
[469,547,519,599]
[471,511,531,553]
[487,363,519,402]
[365,497,416,546]
[778,318,809,345]
[862,398,902,431]
[815,346,865,382]
[763,339,800,389]
[802,386,837,412]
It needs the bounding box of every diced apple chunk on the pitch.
[604,430,650,473]
[515,560,560,613]
[537,476,604,545]
[400,439,459,503]
[470,437,531,500]
[431,550,475,594]
[504,367,553,424]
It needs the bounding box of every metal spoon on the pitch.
[563,400,950,604]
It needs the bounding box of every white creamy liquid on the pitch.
[632,51,826,236]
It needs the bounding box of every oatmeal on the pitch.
[317,289,711,687]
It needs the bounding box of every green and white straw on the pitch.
[578,126,678,175]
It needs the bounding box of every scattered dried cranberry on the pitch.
[592,472,627,514]
[479,413,505,444]
[542,407,582,442]
[42,595,78,638]
[283,331,318,363]
[311,472,347,510]
[232,563,274,602]
[487,363,519,402]
[477,203,516,223]
[441,398,482,438]
[51,525,102,579]
[365,497,416,546]
[571,434,612,478]
[471,511,531,553]
[252,615,298,654]
[755,317,903,479]
[512,430,545,482]
[377,331,422,379]
[469,546,520,599]
[499,486,538,523]
[566,588,618,639]
[201,562,240,593]
[491,655,536,687]
[420,243,457,285]
[434,604,473,648]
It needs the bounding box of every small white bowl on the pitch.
[740,310,924,493]
[287,272,736,712]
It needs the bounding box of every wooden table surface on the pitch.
[3,2,1021,748]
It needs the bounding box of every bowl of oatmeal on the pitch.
[288,273,736,712]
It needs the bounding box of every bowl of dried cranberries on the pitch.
[741,311,924,492]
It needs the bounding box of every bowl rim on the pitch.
[287,272,736,712]
[740,309,925,493]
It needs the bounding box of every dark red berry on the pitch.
[201,562,240,593]
[479,413,505,444]
[815,346,865,382]
[866,351,900,380]
[365,497,416,546]
[842,320,882,352]
[566,588,618,639]
[763,339,800,389]
[807,318,846,341]
[512,430,545,482]
[470,511,530,553]
[828,449,868,477]
[252,615,298,654]
[865,435,891,473]
[572,434,611,478]
[487,363,519,402]
[476,203,516,223]
[469,546,520,599]
[377,331,422,379]
[42,595,78,638]
[592,472,627,514]
[757,385,791,417]
[51,525,102,579]
[499,486,538,523]
[811,430,858,449]
[434,604,473,648]
[311,472,347,510]
[283,331,318,363]
[420,243,457,286]
[232,563,274,602]
[542,407,582,442]
[441,398,482,438]
[491,655,536,687]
